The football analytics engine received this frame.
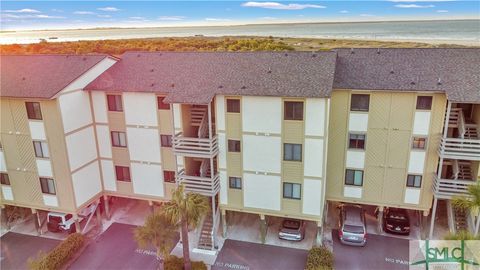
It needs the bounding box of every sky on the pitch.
[1,0,479,31]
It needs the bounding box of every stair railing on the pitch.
[458,109,466,139]
[197,111,208,139]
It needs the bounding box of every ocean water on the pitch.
[1,20,479,45]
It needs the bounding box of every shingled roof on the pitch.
[86,51,338,104]
[333,48,480,103]
[0,54,111,99]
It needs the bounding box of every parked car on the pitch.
[278,219,306,241]
[47,212,77,233]
[338,204,367,246]
[382,207,410,235]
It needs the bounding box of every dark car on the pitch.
[382,208,410,235]
[278,219,306,241]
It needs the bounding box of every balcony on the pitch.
[433,174,477,199]
[177,169,220,196]
[438,137,480,161]
[172,132,219,158]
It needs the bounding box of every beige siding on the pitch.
[225,97,243,207]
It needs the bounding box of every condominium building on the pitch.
[0,49,478,248]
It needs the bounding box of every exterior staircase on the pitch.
[457,161,473,180]
[464,124,478,139]
[453,205,468,232]
[190,106,207,127]
[198,210,214,250]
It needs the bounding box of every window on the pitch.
[349,134,366,149]
[416,96,432,110]
[283,183,301,199]
[228,140,241,152]
[226,99,240,113]
[161,135,173,147]
[39,177,55,195]
[115,166,131,182]
[0,173,10,185]
[284,101,304,120]
[350,94,370,112]
[111,131,127,147]
[163,170,176,183]
[107,95,123,112]
[284,143,302,162]
[407,175,422,188]
[157,96,170,110]
[412,137,427,150]
[33,141,49,158]
[345,169,363,186]
[25,102,42,120]
[229,177,242,189]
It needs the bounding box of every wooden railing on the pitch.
[433,174,476,199]
[177,169,220,196]
[173,132,218,158]
[438,137,480,161]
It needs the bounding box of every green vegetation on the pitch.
[1,35,470,56]
[444,230,480,240]
[28,233,85,270]
[305,246,334,270]
[452,182,480,236]
[134,211,178,269]
[164,255,207,270]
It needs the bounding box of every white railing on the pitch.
[433,174,476,199]
[173,132,218,158]
[177,169,220,196]
[438,137,480,161]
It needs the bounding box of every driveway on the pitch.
[1,232,60,270]
[213,239,308,270]
[332,230,409,270]
[70,222,179,270]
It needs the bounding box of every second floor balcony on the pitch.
[172,132,219,158]
[433,174,477,199]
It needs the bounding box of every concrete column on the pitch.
[0,205,6,228]
[32,209,41,235]
[221,209,227,238]
[148,200,154,214]
[316,221,323,246]
[429,198,438,239]
[103,195,111,220]
[377,206,384,234]
[421,210,429,239]
[74,217,81,234]
[96,202,103,228]
[260,214,267,244]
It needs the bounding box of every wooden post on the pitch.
[260,214,267,244]
[32,209,41,235]
[221,209,227,238]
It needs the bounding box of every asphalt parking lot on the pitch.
[1,232,60,270]
[213,239,308,270]
[69,222,179,270]
[332,229,410,270]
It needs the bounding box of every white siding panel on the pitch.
[343,186,362,198]
[413,112,431,135]
[0,151,6,172]
[123,92,158,127]
[218,133,227,169]
[131,163,164,197]
[62,58,117,93]
[91,91,108,123]
[101,159,116,191]
[302,179,322,216]
[346,151,365,169]
[65,126,98,171]
[305,98,326,137]
[216,95,226,131]
[36,159,53,177]
[304,138,324,178]
[242,135,281,173]
[243,173,281,211]
[219,170,228,205]
[242,96,281,134]
[408,151,426,174]
[404,188,421,204]
[348,113,369,132]
[59,91,93,133]
[1,186,13,201]
[96,125,112,158]
[43,194,59,207]
[72,161,102,207]
[126,127,161,163]
[29,121,46,140]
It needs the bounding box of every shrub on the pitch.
[164,255,207,270]
[305,246,334,270]
[444,230,480,240]
[28,233,85,270]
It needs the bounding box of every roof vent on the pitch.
[218,85,223,89]
[241,86,247,89]
[150,69,154,72]
[390,69,394,74]
[83,57,87,61]
[350,48,355,54]
[22,77,26,81]
[151,83,155,87]
[137,54,141,57]
[171,83,175,88]
[284,53,288,56]
[267,68,272,74]
[410,81,416,86]
[437,78,442,86]
[312,53,317,58]
[376,48,381,54]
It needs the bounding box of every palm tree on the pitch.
[452,182,480,236]
[163,185,209,270]
[134,211,178,270]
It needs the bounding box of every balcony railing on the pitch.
[172,132,218,158]
[177,169,220,196]
[433,174,476,199]
[438,137,480,161]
